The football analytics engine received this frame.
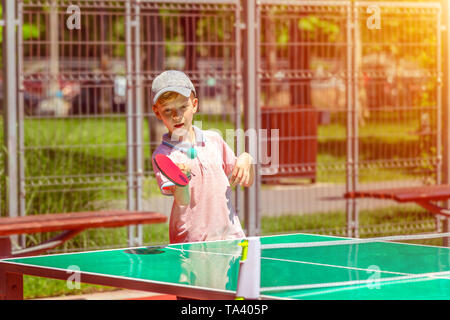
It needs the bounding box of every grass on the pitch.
[318,119,421,144]
[24,277,118,300]
[315,115,434,183]
[315,153,415,183]
[261,205,435,237]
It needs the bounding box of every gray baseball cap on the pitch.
[152,70,196,104]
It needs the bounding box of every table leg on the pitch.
[0,267,23,300]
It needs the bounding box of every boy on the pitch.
[151,70,254,244]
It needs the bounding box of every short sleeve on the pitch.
[152,155,175,196]
[220,137,237,177]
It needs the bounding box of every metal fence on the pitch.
[1,0,448,252]
[256,0,445,239]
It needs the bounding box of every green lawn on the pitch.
[13,113,430,193]
[318,120,421,144]
[316,116,433,183]
[260,205,435,237]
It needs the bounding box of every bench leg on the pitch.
[0,237,12,258]
[0,268,23,300]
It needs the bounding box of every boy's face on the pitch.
[152,93,198,136]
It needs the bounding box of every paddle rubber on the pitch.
[154,154,190,187]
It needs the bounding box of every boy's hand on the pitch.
[176,163,191,180]
[230,153,254,187]
[161,163,191,193]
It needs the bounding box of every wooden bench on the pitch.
[345,184,450,245]
[0,210,167,258]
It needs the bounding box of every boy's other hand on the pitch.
[230,153,254,187]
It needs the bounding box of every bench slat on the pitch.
[0,211,167,236]
[345,184,450,202]
[0,210,151,225]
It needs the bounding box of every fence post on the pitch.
[133,1,143,245]
[125,0,144,247]
[17,0,26,248]
[234,3,244,227]
[1,0,19,248]
[243,0,260,236]
[346,1,357,238]
[442,0,450,246]
[125,0,137,247]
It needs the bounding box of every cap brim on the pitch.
[153,87,192,104]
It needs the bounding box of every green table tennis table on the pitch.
[1,233,450,300]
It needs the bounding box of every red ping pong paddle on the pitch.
[154,154,190,187]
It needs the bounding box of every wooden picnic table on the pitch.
[0,210,167,258]
[345,184,450,217]
[345,184,450,246]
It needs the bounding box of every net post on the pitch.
[235,237,261,300]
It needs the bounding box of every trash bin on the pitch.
[261,105,318,183]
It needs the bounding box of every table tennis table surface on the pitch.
[2,233,450,300]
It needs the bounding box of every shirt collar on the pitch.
[162,125,205,150]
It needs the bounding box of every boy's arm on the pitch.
[152,154,191,205]
[219,135,254,188]
[173,185,190,206]
[230,152,255,187]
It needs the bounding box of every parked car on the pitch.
[22,73,80,116]
[4,58,127,116]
